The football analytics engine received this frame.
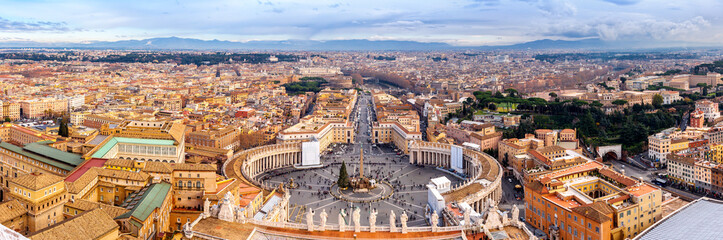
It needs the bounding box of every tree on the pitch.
[337,161,350,189]
[488,103,497,111]
[2,117,9,123]
[58,116,69,137]
[494,91,504,98]
[504,88,519,98]
[591,101,603,108]
[576,112,598,137]
[548,92,557,98]
[502,153,509,168]
[697,83,711,96]
[652,94,664,109]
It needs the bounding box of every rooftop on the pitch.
[0,142,75,171]
[64,158,107,182]
[10,172,63,191]
[635,198,723,240]
[0,200,27,223]
[116,182,171,223]
[28,209,119,240]
[91,136,175,158]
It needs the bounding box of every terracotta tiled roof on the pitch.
[171,163,217,171]
[10,172,63,191]
[572,202,613,223]
[0,200,27,223]
[526,180,547,193]
[65,199,129,218]
[28,209,119,240]
[96,168,150,182]
[65,168,99,194]
[538,145,566,154]
[598,168,637,187]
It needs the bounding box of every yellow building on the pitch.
[28,208,119,240]
[0,200,29,235]
[669,139,689,153]
[277,89,357,152]
[5,172,68,232]
[371,91,422,153]
[115,182,173,240]
[525,161,663,240]
[707,144,723,164]
[19,98,68,119]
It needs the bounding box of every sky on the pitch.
[0,0,721,46]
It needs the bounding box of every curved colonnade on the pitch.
[223,142,304,190]
[224,140,503,216]
[408,141,503,213]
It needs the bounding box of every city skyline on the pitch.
[0,0,721,47]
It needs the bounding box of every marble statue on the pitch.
[203,198,211,217]
[369,208,377,233]
[276,207,285,223]
[236,208,246,224]
[502,209,509,225]
[319,209,328,231]
[389,210,397,232]
[183,222,193,239]
[463,209,471,226]
[431,211,439,232]
[400,211,409,234]
[306,209,315,231]
[353,207,361,232]
[217,192,236,222]
[339,210,346,232]
[484,203,503,230]
[511,204,520,224]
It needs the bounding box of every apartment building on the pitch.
[371,91,422,153]
[3,102,20,120]
[187,126,240,150]
[19,98,69,119]
[277,89,357,152]
[695,99,720,121]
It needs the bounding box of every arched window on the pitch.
[178,181,183,188]
[196,181,201,188]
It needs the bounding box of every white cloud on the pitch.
[0,0,720,45]
[540,15,711,41]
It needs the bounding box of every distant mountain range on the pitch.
[0,37,715,51]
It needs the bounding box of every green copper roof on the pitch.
[23,142,84,166]
[0,142,75,171]
[91,137,175,158]
[116,182,172,222]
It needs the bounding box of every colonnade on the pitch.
[408,141,503,214]
[412,150,452,168]
[245,151,303,177]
